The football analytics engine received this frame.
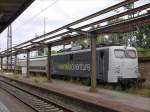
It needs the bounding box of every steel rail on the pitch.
[45,13,150,47]
[37,3,150,43]
[76,3,150,30]
[2,2,149,56]
[3,4,150,56]
[0,0,137,55]
[6,13,150,56]
[0,78,73,112]
[2,14,150,56]
[94,13,150,33]
[0,76,127,112]
[0,75,148,112]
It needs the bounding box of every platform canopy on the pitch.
[0,0,34,33]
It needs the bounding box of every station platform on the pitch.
[0,73,150,112]
[31,80,150,112]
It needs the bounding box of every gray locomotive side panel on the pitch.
[51,52,90,78]
[69,52,90,77]
[51,48,109,82]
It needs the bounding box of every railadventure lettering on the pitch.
[58,64,90,71]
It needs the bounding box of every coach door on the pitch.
[99,50,105,80]
[98,49,109,82]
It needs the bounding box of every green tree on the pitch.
[124,3,134,18]
[107,17,127,44]
[96,35,108,44]
[51,50,57,54]
[38,47,57,56]
[38,48,45,56]
[106,2,135,46]
[135,25,150,49]
[71,38,89,49]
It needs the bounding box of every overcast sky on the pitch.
[0,0,148,51]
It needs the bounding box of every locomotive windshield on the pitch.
[114,49,125,58]
[114,49,136,58]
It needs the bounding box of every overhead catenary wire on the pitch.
[1,0,149,56]
[13,0,59,31]
[0,0,59,52]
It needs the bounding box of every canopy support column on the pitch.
[47,45,52,81]
[90,34,97,92]
[14,53,17,74]
[1,57,3,73]
[6,56,9,71]
[26,50,30,77]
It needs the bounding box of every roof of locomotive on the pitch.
[17,46,137,61]
[53,46,136,56]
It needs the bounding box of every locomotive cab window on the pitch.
[126,50,136,58]
[114,49,125,58]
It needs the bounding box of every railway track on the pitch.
[0,79,71,112]
[1,75,145,112]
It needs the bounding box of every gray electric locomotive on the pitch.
[2,46,143,86]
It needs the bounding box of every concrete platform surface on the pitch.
[42,80,150,111]
[18,78,150,112]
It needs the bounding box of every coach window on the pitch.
[114,49,125,58]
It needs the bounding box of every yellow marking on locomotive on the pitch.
[58,64,69,70]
